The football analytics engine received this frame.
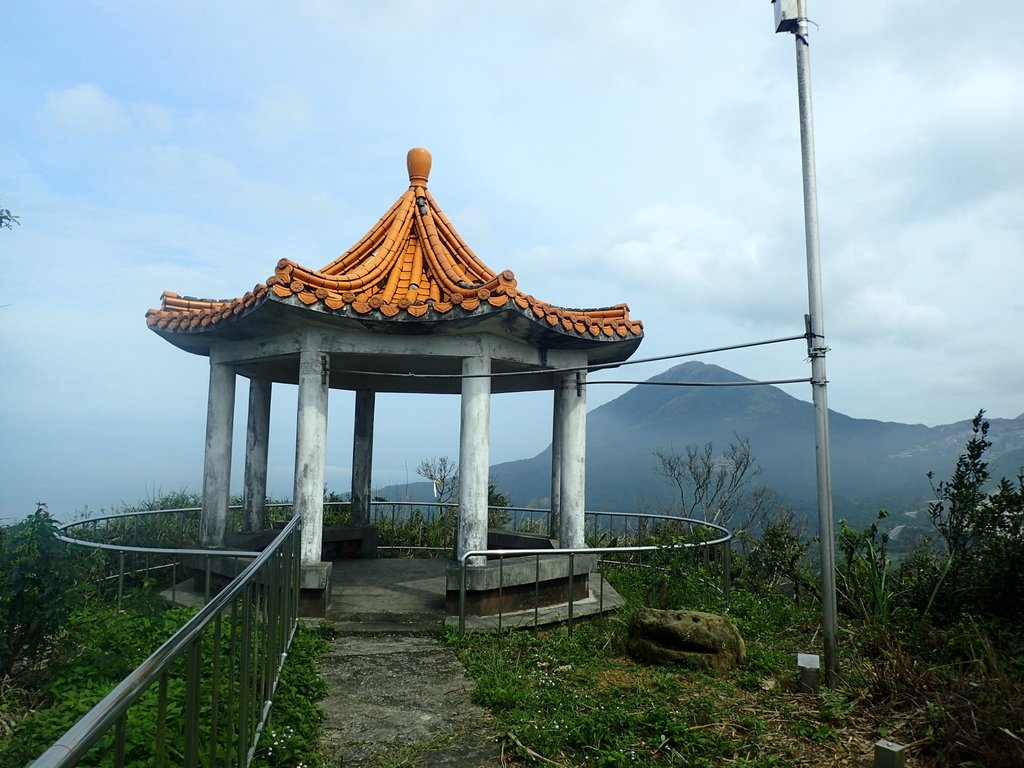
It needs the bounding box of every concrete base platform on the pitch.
[327,557,448,632]
[445,574,624,633]
[166,555,624,634]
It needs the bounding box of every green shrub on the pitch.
[0,602,195,767]
[0,505,101,679]
[917,411,1024,625]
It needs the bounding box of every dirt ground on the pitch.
[317,634,502,767]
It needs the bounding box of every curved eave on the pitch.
[147,289,643,366]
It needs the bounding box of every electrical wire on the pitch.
[589,377,811,388]
[336,332,809,384]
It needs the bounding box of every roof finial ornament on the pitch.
[407,147,432,187]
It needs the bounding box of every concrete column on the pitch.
[550,387,564,540]
[458,355,491,566]
[242,378,272,533]
[557,370,587,549]
[294,348,329,566]
[351,389,375,526]
[201,361,236,547]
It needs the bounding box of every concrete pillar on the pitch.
[294,348,329,566]
[242,377,272,533]
[458,355,491,566]
[550,387,564,540]
[557,370,587,549]
[201,361,236,547]
[351,389,375,526]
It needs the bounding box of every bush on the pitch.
[0,602,196,767]
[917,411,1024,624]
[0,505,100,678]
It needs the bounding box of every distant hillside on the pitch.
[379,362,1024,528]
[487,362,1024,526]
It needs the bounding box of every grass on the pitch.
[443,561,1024,767]
[446,575,885,768]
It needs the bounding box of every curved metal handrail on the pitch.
[454,516,734,635]
[31,515,301,768]
[57,503,731,553]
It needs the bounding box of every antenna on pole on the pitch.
[772,0,839,685]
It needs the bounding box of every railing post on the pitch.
[498,556,504,635]
[113,713,126,768]
[204,555,212,602]
[208,615,223,767]
[458,557,468,637]
[156,674,169,768]
[567,552,575,636]
[117,550,125,608]
[184,639,202,768]
[722,539,732,604]
[534,554,541,629]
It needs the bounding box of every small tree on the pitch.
[915,410,1024,622]
[416,456,459,503]
[653,435,773,533]
[416,456,510,507]
[742,507,816,605]
[0,506,98,678]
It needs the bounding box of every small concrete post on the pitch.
[459,355,491,566]
[294,348,329,566]
[242,377,272,532]
[351,389,375,526]
[874,739,906,768]
[797,653,821,693]
[201,360,236,547]
[557,370,586,549]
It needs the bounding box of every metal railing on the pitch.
[455,514,734,636]
[54,500,730,666]
[56,506,267,605]
[31,515,301,768]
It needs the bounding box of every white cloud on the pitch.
[2,1,1023,517]
[596,202,802,327]
[836,287,949,345]
[45,83,129,134]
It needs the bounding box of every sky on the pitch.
[2,1,1022,521]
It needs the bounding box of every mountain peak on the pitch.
[652,361,752,384]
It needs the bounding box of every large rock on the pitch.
[626,608,746,671]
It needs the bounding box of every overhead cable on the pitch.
[338,332,809,383]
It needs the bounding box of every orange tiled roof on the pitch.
[146,148,643,341]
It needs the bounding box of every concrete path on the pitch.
[317,635,502,767]
[316,557,621,766]
[318,558,501,767]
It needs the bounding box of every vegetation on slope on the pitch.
[452,412,1024,767]
[3,409,1022,766]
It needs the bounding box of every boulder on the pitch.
[626,608,746,671]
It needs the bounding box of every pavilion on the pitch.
[147,147,644,601]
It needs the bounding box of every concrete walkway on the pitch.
[317,635,501,767]
[319,558,501,767]
[315,556,622,766]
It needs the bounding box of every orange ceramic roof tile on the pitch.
[146,148,643,344]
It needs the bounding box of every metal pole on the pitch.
[780,0,839,684]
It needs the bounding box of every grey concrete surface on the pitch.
[317,557,624,766]
[317,635,501,768]
[326,556,624,634]
[327,557,449,632]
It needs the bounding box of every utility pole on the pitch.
[772,0,838,685]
